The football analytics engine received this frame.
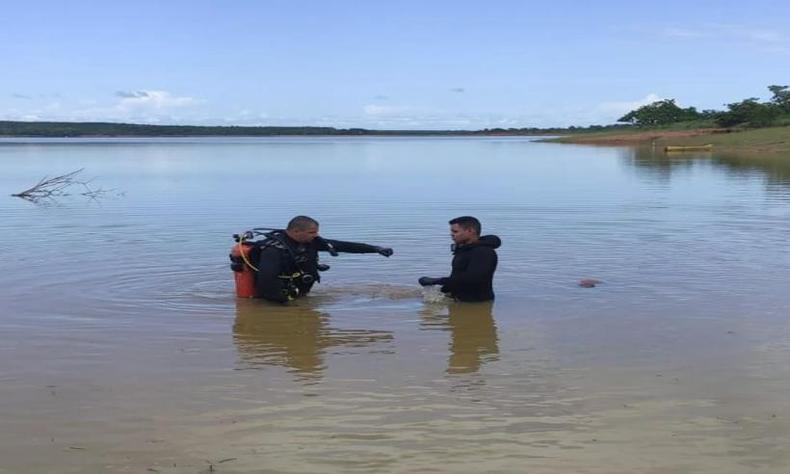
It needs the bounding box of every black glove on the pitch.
[376,247,393,257]
[419,276,443,286]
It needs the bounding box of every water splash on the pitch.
[421,286,452,304]
[319,283,423,301]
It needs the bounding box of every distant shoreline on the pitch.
[3,121,788,154]
[0,120,579,138]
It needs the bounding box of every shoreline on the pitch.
[2,125,788,154]
[542,126,790,153]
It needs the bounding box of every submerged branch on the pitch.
[11,169,118,203]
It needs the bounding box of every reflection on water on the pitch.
[421,302,499,374]
[623,147,696,182]
[715,152,790,191]
[622,145,790,192]
[233,299,393,381]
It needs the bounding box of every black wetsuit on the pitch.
[439,235,501,302]
[255,231,381,303]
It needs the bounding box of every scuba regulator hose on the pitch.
[237,233,260,272]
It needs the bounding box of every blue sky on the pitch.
[2,0,789,129]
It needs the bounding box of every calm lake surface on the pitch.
[2,137,790,473]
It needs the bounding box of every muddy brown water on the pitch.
[2,138,790,473]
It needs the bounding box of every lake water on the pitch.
[1,137,790,473]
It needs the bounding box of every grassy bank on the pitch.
[545,125,790,153]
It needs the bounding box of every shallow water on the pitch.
[1,137,790,473]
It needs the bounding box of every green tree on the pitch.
[768,85,790,113]
[716,98,780,127]
[617,99,701,126]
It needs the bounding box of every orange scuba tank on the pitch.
[230,241,257,298]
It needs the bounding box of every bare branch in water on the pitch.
[11,169,118,203]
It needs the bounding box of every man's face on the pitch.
[291,224,319,243]
[450,223,477,245]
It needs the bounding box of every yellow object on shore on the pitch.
[664,144,713,152]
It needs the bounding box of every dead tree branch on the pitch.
[11,169,117,203]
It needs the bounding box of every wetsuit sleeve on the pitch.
[319,239,380,254]
[441,248,496,294]
[256,246,288,303]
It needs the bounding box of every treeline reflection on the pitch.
[621,146,790,189]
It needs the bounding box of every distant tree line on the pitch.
[618,85,790,128]
[0,121,381,137]
[0,120,628,138]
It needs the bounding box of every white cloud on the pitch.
[661,27,707,39]
[0,90,204,124]
[597,93,663,116]
[1,89,668,129]
[660,24,790,53]
[363,104,426,116]
[115,90,198,111]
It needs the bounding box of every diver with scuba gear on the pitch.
[232,215,393,303]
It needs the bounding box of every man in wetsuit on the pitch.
[418,216,501,302]
[255,215,393,303]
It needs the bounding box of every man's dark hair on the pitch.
[287,215,319,231]
[449,216,481,235]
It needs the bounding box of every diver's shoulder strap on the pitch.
[261,231,309,274]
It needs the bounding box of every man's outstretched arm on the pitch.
[317,238,393,257]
